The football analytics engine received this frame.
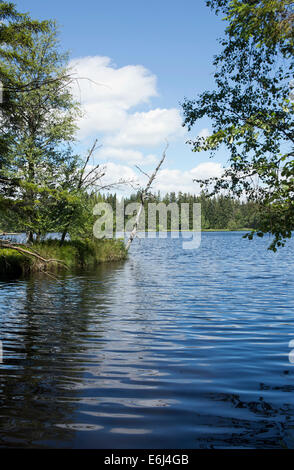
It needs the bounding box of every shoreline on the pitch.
[0,239,127,277]
[130,228,252,233]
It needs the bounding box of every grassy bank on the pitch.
[0,239,127,277]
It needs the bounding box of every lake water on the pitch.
[0,232,294,449]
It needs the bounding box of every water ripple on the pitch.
[0,232,294,448]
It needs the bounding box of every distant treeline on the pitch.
[100,191,261,231]
[1,190,261,234]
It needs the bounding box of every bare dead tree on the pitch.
[2,73,108,96]
[125,142,168,251]
[60,139,135,243]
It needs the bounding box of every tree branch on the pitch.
[0,241,69,269]
[125,142,168,251]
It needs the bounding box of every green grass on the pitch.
[0,238,127,277]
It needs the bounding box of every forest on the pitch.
[98,191,261,231]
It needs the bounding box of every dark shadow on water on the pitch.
[0,264,123,447]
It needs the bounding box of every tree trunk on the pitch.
[27,231,34,244]
[126,143,168,251]
[60,230,67,245]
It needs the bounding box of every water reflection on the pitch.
[0,233,294,448]
[0,267,112,447]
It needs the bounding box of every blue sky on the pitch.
[15,0,228,194]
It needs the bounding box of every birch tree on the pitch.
[182,0,294,250]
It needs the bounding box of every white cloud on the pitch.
[101,162,141,192]
[70,56,157,108]
[77,102,127,135]
[154,162,222,194]
[105,108,184,148]
[198,128,211,139]
[70,56,157,138]
[99,147,157,165]
[190,161,222,180]
[69,56,222,194]
[70,56,184,148]
[100,161,223,196]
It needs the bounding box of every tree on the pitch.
[0,1,51,94]
[0,2,50,201]
[0,20,81,242]
[182,0,294,250]
[0,0,53,120]
[57,139,108,243]
[0,2,133,247]
[207,0,294,53]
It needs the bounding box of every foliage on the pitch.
[0,1,50,195]
[101,190,260,231]
[0,2,130,277]
[182,0,294,250]
[0,239,127,276]
[0,1,49,87]
[0,18,82,240]
[206,0,294,53]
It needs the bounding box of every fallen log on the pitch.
[0,232,20,236]
[0,240,69,269]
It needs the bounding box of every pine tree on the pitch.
[0,19,80,241]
